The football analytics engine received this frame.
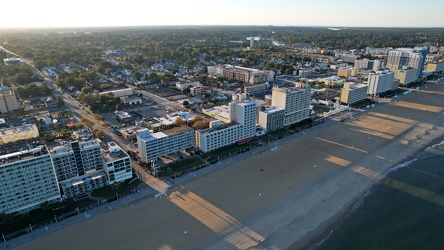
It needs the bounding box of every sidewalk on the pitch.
[2,185,155,249]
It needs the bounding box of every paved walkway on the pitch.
[1,185,155,249]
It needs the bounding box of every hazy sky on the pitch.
[2,0,444,28]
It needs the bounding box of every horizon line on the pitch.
[1,24,444,30]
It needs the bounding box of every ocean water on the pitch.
[313,141,444,250]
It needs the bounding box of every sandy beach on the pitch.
[16,81,444,250]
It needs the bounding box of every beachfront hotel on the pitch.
[137,126,195,163]
[102,142,132,185]
[340,82,368,104]
[0,145,61,214]
[258,106,285,132]
[386,47,427,79]
[195,99,257,152]
[48,139,107,199]
[271,87,311,126]
[367,69,396,95]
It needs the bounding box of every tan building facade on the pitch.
[340,83,368,104]
[395,68,418,85]
[0,85,20,114]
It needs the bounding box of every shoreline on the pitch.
[301,134,444,250]
[14,82,444,250]
[276,85,444,249]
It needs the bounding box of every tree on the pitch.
[182,100,189,106]
[76,123,86,129]
[93,114,103,121]
[15,73,31,85]
[80,118,94,128]
[174,117,186,127]
[193,120,209,129]
[193,115,203,123]
[105,68,113,76]
[82,87,92,94]
[182,87,191,95]
[93,128,105,138]
[284,68,294,75]
[56,96,64,107]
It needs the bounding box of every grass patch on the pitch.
[157,157,204,177]
[91,178,141,198]
[312,104,331,113]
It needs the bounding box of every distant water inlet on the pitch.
[169,191,264,249]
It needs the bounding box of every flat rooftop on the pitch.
[137,126,193,141]
[101,142,128,162]
[59,170,107,188]
[0,145,49,165]
[199,122,240,135]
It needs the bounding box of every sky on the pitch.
[2,0,444,28]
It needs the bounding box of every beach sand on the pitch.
[17,82,444,250]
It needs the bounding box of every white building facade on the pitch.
[367,70,395,95]
[102,142,132,184]
[137,126,195,162]
[0,146,61,214]
[196,101,256,152]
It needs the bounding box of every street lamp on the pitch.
[54,215,58,223]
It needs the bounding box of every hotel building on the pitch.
[137,126,195,162]
[48,139,107,198]
[102,142,132,184]
[367,70,395,95]
[0,146,61,214]
[271,87,310,126]
[340,83,368,104]
[196,100,256,152]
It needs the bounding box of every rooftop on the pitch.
[101,142,128,162]
[59,170,107,188]
[0,124,38,137]
[199,122,241,134]
[137,126,193,141]
[0,145,49,165]
[260,106,285,114]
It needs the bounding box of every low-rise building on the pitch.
[120,96,142,105]
[243,83,269,95]
[190,86,209,96]
[116,111,131,122]
[337,66,358,78]
[0,124,39,145]
[99,88,133,98]
[319,76,345,87]
[0,84,20,114]
[340,82,368,104]
[3,58,23,66]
